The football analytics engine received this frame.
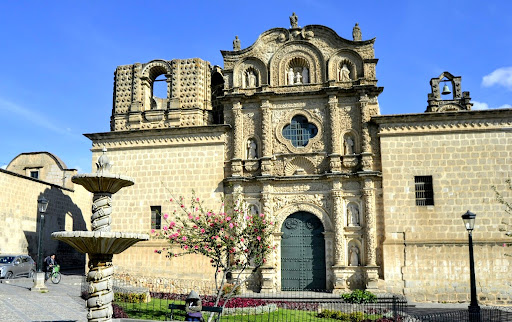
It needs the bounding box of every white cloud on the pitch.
[482,67,512,90]
[0,97,70,135]
[471,101,512,110]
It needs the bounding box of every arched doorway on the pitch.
[281,212,326,290]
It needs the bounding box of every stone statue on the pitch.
[290,12,298,28]
[295,72,302,84]
[340,64,351,82]
[302,67,309,84]
[348,204,359,226]
[349,245,359,266]
[242,72,247,88]
[247,139,257,159]
[288,68,295,85]
[352,23,362,41]
[344,136,354,155]
[248,71,256,87]
[233,35,241,51]
[249,204,258,215]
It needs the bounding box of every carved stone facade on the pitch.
[82,16,512,304]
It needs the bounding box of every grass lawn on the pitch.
[116,299,387,321]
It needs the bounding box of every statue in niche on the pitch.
[302,67,309,84]
[348,203,360,226]
[352,23,362,41]
[249,204,258,215]
[295,72,302,84]
[247,71,256,87]
[340,64,351,82]
[242,72,247,88]
[349,245,359,266]
[344,136,354,155]
[290,12,298,28]
[288,68,295,85]
[233,36,241,51]
[247,139,257,159]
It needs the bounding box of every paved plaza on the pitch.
[0,273,87,322]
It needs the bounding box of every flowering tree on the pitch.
[152,192,274,314]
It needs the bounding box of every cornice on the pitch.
[373,109,512,136]
[85,125,230,150]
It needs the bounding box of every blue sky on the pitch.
[1,1,510,173]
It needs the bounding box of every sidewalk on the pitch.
[0,273,87,322]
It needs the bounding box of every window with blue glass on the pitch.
[282,115,318,147]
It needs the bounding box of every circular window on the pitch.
[282,115,318,147]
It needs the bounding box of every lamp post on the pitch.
[31,196,49,292]
[461,210,480,321]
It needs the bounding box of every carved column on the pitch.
[328,95,342,172]
[331,190,344,266]
[260,184,276,291]
[91,193,113,232]
[359,94,373,171]
[87,253,114,321]
[231,101,243,176]
[260,100,272,176]
[362,177,379,289]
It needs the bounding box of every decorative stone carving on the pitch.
[270,43,324,86]
[284,156,316,176]
[247,139,257,159]
[344,135,355,155]
[275,109,323,154]
[340,64,351,82]
[332,190,344,266]
[363,178,376,266]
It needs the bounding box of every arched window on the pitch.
[152,74,167,98]
[282,115,318,147]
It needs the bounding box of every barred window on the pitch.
[151,206,161,230]
[414,176,434,206]
[282,115,318,147]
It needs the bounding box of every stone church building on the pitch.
[84,16,511,303]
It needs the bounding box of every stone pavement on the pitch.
[0,272,87,322]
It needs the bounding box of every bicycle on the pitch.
[45,264,61,284]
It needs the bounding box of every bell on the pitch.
[441,84,451,95]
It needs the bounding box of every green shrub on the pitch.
[221,283,241,297]
[317,309,365,321]
[341,289,377,304]
[114,291,148,303]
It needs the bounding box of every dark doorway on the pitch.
[281,211,326,290]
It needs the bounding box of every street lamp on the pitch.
[36,196,49,273]
[461,210,480,321]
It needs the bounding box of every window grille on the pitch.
[414,176,434,206]
[151,206,161,230]
[282,115,318,147]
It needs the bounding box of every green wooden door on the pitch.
[281,212,326,290]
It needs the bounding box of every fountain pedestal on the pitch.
[52,148,149,321]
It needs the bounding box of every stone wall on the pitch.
[86,126,228,288]
[0,168,91,269]
[376,110,512,304]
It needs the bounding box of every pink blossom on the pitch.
[169,221,176,228]
[184,245,188,249]
[163,226,168,231]
[240,238,244,242]
[200,228,205,233]
[195,216,199,220]
[226,216,231,221]
[163,213,169,219]
[194,245,199,249]
[182,236,187,241]
[189,214,193,219]
[151,229,155,234]
[181,204,184,208]
[195,207,198,211]
[257,236,261,241]
[170,198,173,202]
[246,216,250,220]
[154,249,158,253]
[229,223,234,228]
[260,213,265,218]
[196,198,200,202]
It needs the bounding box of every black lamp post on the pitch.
[36,196,49,273]
[461,210,480,321]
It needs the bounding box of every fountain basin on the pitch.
[72,173,134,194]
[52,231,149,254]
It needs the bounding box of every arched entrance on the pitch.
[281,211,326,290]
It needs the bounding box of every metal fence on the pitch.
[108,277,408,321]
[410,306,512,322]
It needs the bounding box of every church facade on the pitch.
[85,16,512,303]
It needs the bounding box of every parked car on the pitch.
[0,254,36,279]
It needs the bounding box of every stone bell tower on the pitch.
[426,71,472,112]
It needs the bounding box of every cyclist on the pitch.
[44,254,56,280]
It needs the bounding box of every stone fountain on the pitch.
[52,148,149,321]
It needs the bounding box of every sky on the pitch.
[0,1,511,173]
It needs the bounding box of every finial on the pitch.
[96,147,112,174]
[352,23,362,41]
[233,35,241,51]
[290,12,298,29]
